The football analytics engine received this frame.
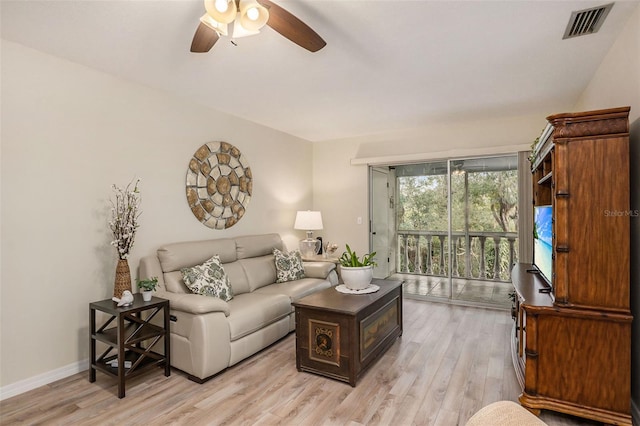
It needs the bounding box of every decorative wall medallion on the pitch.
[186,141,252,229]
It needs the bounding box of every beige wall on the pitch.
[0,40,314,390]
[312,139,370,255]
[312,116,541,257]
[574,3,640,420]
[574,2,640,123]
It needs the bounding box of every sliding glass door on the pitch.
[391,155,519,308]
[396,161,450,299]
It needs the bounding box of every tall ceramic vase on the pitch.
[114,259,132,299]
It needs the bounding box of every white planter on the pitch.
[141,290,153,302]
[340,265,373,290]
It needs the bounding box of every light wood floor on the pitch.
[1,300,599,425]
[394,273,513,309]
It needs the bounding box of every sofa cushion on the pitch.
[273,249,305,283]
[239,255,278,292]
[226,292,291,341]
[254,277,332,306]
[223,260,251,295]
[235,233,284,259]
[181,256,234,301]
[164,271,189,294]
[158,238,237,272]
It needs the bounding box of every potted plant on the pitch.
[136,277,158,301]
[338,244,377,290]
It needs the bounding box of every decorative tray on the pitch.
[335,284,380,295]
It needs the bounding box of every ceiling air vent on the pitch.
[563,3,614,39]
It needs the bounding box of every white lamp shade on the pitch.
[238,0,269,31]
[199,14,228,36]
[294,211,323,231]
[230,20,261,38]
[204,0,237,24]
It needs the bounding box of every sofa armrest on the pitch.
[303,261,336,279]
[155,291,231,316]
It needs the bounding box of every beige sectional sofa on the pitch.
[139,233,338,383]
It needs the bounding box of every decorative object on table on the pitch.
[338,244,377,291]
[136,277,158,302]
[294,210,323,258]
[112,290,134,307]
[335,284,380,294]
[113,260,132,299]
[186,141,252,230]
[106,359,132,369]
[109,178,141,298]
[323,242,339,258]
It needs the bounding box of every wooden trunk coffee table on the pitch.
[293,279,403,386]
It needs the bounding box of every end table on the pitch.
[89,294,170,398]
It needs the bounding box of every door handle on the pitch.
[372,232,377,235]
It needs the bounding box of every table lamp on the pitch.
[294,210,323,258]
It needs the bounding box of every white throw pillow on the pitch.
[180,255,233,301]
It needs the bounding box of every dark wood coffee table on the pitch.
[292,278,403,386]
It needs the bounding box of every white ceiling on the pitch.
[2,0,638,142]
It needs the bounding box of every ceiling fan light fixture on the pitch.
[204,0,237,24]
[230,20,261,38]
[199,14,228,36]
[215,0,230,12]
[191,0,326,53]
[247,7,259,21]
[239,0,269,31]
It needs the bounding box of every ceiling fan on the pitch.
[190,0,326,53]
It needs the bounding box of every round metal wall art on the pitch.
[186,141,252,229]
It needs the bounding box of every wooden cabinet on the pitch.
[512,107,632,425]
[293,279,403,386]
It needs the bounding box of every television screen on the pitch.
[533,205,553,285]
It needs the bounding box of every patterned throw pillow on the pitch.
[180,255,233,301]
[273,248,306,283]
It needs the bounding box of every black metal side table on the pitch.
[89,294,170,398]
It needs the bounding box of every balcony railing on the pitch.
[397,230,518,282]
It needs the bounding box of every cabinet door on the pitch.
[511,298,526,390]
[519,306,526,359]
[535,312,631,414]
[554,137,630,311]
[522,309,539,396]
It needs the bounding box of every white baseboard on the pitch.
[632,398,640,426]
[0,359,89,401]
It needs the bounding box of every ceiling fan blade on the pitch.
[191,22,219,53]
[258,0,326,52]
